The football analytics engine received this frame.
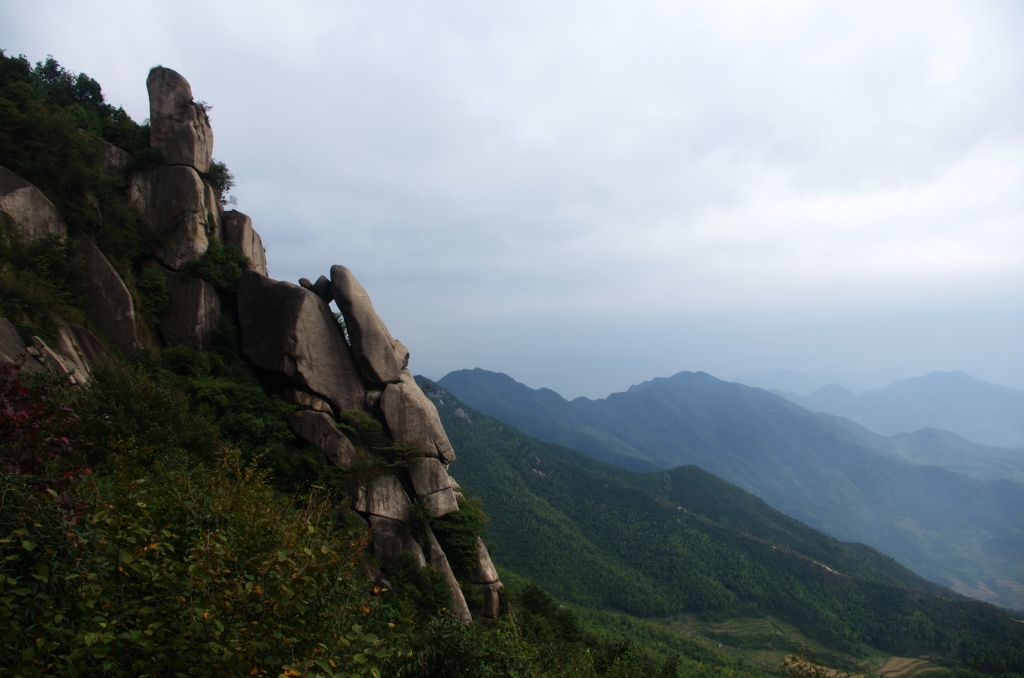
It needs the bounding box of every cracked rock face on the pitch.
[330,265,409,385]
[75,232,140,355]
[129,166,211,270]
[146,66,214,172]
[158,268,221,351]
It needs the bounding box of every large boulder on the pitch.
[146,67,214,172]
[75,232,140,355]
[158,268,220,350]
[369,516,425,570]
[381,370,456,463]
[0,165,66,241]
[424,526,472,624]
[129,166,211,270]
[330,265,409,384]
[223,211,268,276]
[289,411,362,469]
[238,271,368,414]
[350,474,413,522]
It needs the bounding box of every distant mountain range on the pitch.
[438,368,1024,610]
[423,379,1024,663]
[774,371,1024,450]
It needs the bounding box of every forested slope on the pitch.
[438,368,1024,610]
[424,378,1024,668]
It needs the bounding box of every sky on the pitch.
[3,1,1022,398]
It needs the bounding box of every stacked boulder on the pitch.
[239,265,502,622]
[130,66,267,350]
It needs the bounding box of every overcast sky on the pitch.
[4,1,1022,397]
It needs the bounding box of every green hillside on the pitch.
[423,378,1024,671]
[438,369,1024,611]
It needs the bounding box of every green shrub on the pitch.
[135,265,169,323]
[181,237,248,296]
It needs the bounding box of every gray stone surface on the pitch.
[350,474,413,522]
[223,211,268,276]
[381,370,456,463]
[419,487,459,519]
[407,458,454,496]
[424,525,472,624]
[129,166,209,270]
[158,268,221,350]
[75,232,140,355]
[0,165,67,241]
[369,515,425,570]
[238,271,369,414]
[53,324,108,383]
[289,411,362,469]
[146,67,214,172]
[30,336,76,384]
[469,537,500,584]
[330,265,408,384]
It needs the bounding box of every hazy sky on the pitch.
[4,1,1022,397]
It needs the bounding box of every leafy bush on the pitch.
[134,265,169,323]
[181,238,249,296]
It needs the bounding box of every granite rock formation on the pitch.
[76,232,140,355]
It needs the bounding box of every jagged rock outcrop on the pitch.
[330,265,409,384]
[0,165,67,241]
[369,516,426,570]
[238,271,368,414]
[147,67,213,172]
[158,268,221,350]
[289,411,362,469]
[469,537,500,585]
[350,474,414,522]
[75,232,140,355]
[223,211,268,276]
[425,526,473,624]
[408,458,460,518]
[381,370,457,463]
[129,166,211,270]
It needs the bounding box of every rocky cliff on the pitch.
[0,66,499,623]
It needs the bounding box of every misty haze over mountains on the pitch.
[767,370,1024,450]
[439,367,1024,610]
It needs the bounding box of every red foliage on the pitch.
[0,359,85,479]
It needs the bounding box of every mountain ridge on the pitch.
[438,367,1024,610]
